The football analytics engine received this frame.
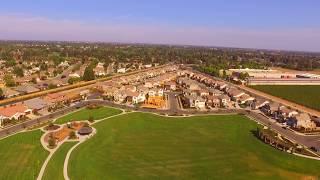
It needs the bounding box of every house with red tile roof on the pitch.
[0,104,30,127]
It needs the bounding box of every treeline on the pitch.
[0,42,319,71]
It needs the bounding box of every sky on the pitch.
[1,0,320,52]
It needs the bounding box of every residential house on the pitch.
[136,85,149,94]
[218,95,231,107]
[238,94,255,105]
[15,84,40,94]
[24,98,50,114]
[125,90,139,104]
[148,88,164,97]
[311,116,320,127]
[288,113,316,131]
[144,64,152,68]
[198,88,210,97]
[189,83,201,91]
[183,95,206,109]
[58,61,69,68]
[69,72,81,78]
[164,81,177,91]
[216,82,228,90]
[117,68,126,73]
[94,62,106,76]
[43,93,66,107]
[261,103,282,119]
[2,87,20,98]
[114,90,128,103]
[144,80,156,88]
[183,89,198,96]
[0,104,30,127]
[208,88,223,96]
[124,85,137,92]
[206,95,221,108]
[278,107,299,122]
[227,88,245,101]
[251,98,269,110]
[64,91,82,103]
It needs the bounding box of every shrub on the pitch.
[83,122,90,127]
[69,131,77,139]
[48,137,56,148]
[88,116,94,123]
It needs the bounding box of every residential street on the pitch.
[1,98,320,153]
[238,85,320,117]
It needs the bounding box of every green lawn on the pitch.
[55,106,123,124]
[250,85,320,111]
[68,112,320,179]
[0,130,49,180]
[43,142,78,180]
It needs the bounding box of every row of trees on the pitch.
[1,42,320,72]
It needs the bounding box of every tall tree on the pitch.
[83,66,95,81]
[4,74,16,87]
[13,66,24,77]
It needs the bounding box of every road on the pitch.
[238,85,320,117]
[1,98,320,153]
[188,68,320,117]
[247,111,320,150]
[166,92,181,113]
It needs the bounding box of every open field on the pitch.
[55,106,122,124]
[43,142,78,180]
[68,112,320,179]
[250,85,320,111]
[271,67,320,75]
[0,130,48,180]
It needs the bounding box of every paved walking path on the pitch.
[63,129,95,180]
[63,112,127,180]
[37,110,126,180]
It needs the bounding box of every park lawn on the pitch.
[0,130,49,180]
[250,85,320,111]
[43,142,78,180]
[69,112,320,180]
[55,106,122,124]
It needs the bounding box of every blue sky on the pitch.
[1,0,320,51]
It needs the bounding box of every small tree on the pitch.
[88,116,94,123]
[48,137,56,148]
[48,83,57,89]
[69,131,77,139]
[13,66,24,77]
[4,74,16,87]
[83,122,90,127]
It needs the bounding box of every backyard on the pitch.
[55,106,123,124]
[68,112,320,179]
[250,85,320,111]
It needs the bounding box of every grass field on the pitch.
[0,130,49,180]
[43,142,78,180]
[55,106,123,124]
[250,85,320,111]
[68,112,320,179]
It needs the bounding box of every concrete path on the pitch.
[63,112,127,180]
[63,129,96,180]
